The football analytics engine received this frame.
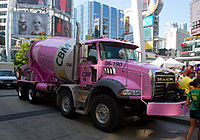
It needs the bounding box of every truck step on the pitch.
[79,99,86,103]
[75,109,87,115]
[78,89,90,96]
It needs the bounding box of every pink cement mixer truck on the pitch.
[17,23,187,132]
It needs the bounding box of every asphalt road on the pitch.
[0,89,198,140]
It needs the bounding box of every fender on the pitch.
[85,78,126,110]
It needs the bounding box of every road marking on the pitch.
[0,109,57,122]
[0,95,17,98]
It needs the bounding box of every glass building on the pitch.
[74,1,124,40]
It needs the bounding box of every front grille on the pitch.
[1,80,16,83]
[153,71,182,101]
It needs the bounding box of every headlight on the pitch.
[120,89,141,96]
[104,67,116,75]
[148,70,153,80]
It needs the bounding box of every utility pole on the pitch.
[5,0,11,62]
[131,0,146,62]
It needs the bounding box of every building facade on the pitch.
[0,0,7,35]
[163,22,190,56]
[74,1,124,40]
[190,0,200,36]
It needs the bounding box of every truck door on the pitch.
[80,43,98,87]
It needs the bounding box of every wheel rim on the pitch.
[18,86,22,97]
[62,96,71,112]
[95,103,110,124]
[28,89,33,101]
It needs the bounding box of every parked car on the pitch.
[0,62,17,88]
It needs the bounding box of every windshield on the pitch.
[0,70,15,76]
[99,42,137,60]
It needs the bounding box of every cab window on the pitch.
[87,44,97,64]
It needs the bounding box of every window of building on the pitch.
[0,26,5,30]
[0,4,7,8]
[0,18,6,23]
[195,41,200,48]
[0,11,7,16]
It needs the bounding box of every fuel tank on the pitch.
[30,36,76,83]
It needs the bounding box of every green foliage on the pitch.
[14,42,30,69]
[35,32,52,41]
[14,34,52,69]
[86,35,92,40]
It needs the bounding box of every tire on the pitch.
[28,86,37,104]
[59,90,75,118]
[90,94,124,132]
[17,83,27,100]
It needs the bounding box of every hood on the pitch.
[126,60,161,73]
[0,76,17,80]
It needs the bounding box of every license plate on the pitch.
[7,84,11,86]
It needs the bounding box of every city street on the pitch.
[0,89,198,140]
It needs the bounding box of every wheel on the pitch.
[17,83,27,100]
[28,86,37,104]
[59,90,75,118]
[90,94,124,132]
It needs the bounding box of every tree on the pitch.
[14,42,30,69]
[14,34,52,69]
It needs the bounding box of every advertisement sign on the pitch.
[54,16,71,37]
[17,0,48,6]
[13,12,48,37]
[145,40,153,49]
[142,0,148,11]
[143,15,153,27]
[125,16,129,34]
[142,0,163,17]
[144,27,153,41]
[54,0,72,17]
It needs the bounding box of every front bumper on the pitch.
[147,101,188,116]
[0,82,17,87]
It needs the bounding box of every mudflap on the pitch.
[147,101,188,116]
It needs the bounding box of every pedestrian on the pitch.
[193,69,200,80]
[179,69,195,100]
[196,64,200,73]
[181,65,186,77]
[186,78,200,140]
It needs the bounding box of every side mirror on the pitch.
[82,44,88,58]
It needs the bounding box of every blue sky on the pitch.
[74,0,191,37]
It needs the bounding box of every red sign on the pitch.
[181,43,187,47]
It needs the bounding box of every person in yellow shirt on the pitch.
[179,69,195,100]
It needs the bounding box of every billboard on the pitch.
[145,40,153,49]
[54,16,71,37]
[142,0,163,17]
[143,15,153,27]
[17,0,48,6]
[13,12,48,37]
[54,0,72,17]
[125,16,129,34]
[144,27,153,41]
